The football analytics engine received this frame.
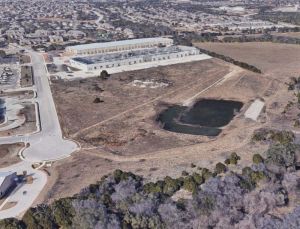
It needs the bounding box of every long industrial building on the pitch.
[69,45,201,71]
[66,37,173,56]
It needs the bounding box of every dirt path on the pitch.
[81,120,259,163]
[183,65,243,106]
[72,65,240,138]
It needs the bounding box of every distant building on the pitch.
[49,35,64,44]
[0,172,17,198]
[65,37,173,56]
[66,30,86,40]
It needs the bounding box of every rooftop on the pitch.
[66,37,173,51]
[71,46,195,65]
[0,171,16,186]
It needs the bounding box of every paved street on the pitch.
[0,50,78,219]
[21,52,78,162]
[0,161,47,220]
[0,51,78,162]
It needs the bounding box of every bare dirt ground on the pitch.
[0,90,34,100]
[272,32,300,38]
[19,55,31,65]
[20,66,33,88]
[40,42,300,203]
[195,42,300,78]
[0,143,24,168]
[0,103,37,137]
[51,59,230,155]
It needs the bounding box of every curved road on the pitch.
[0,51,78,162]
[0,50,78,219]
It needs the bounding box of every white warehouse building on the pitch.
[69,46,201,72]
[66,37,173,56]
[0,171,17,198]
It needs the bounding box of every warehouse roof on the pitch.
[71,46,196,65]
[66,37,173,51]
[0,171,16,187]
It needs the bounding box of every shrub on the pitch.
[197,195,216,216]
[143,182,163,194]
[0,218,25,229]
[224,158,231,165]
[253,154,264,164]
[22,205,58,229]
[294,120,300,128]
[192,173,204,185]
[241,167,267,189]
[215,162,227,174]
[51,198,75,227]
[252,129,295,144]
[226,152,240,165]
[100,70,110,79]
[182,171,189,176]
[249,171,267,184]
[93,97,103,103]
[113,170,141,183]
[162,176,182,196]
[270,131,295,144]
[202,168,213,181]
[265,143,296,167]
[183,177,197,193]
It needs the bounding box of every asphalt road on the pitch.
[0,51,78,162]
[0,50,78,219]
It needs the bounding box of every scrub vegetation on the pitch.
[1,138,300,229]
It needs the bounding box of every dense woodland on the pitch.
[1,129,300,228]
[254,12,300,26]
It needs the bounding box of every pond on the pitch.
[0,98,5,123]
[157,99,243,136]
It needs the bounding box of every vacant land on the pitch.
[0,90,34,99]
[42,42,300,203]
[52,59,245,155]
[0,143,24,168]
[0,103,37,137]
[52,59,228,134]
[20,66,33,87]
[194,42,300,78]
[272,32,300,38]
[19,55,31,64]
[45,58,262,201]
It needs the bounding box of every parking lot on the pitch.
[0,65,19,88]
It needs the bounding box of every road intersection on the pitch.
[0,50,78,219]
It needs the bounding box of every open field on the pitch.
[194,42,300,78]
[20,66,33,88]
[43,58,263,199]
[0,143,24,168]
[52,59,228,135]
[272,32,300,38]
[51,59,235,154]
[0,90,34,99]
[0,103,37,137]
[40,42,300,203]
[19,55,31,65]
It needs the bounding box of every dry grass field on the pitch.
[41,42,300,203]
[0,103,37,137]
[0,143,24,168]
[195,42,300,78]
[272,32,300,38]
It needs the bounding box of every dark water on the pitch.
[157,99,243,136]
[0,99,5,123]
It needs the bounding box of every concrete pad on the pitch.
[244,99,265,121]
[0,161,47,219]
